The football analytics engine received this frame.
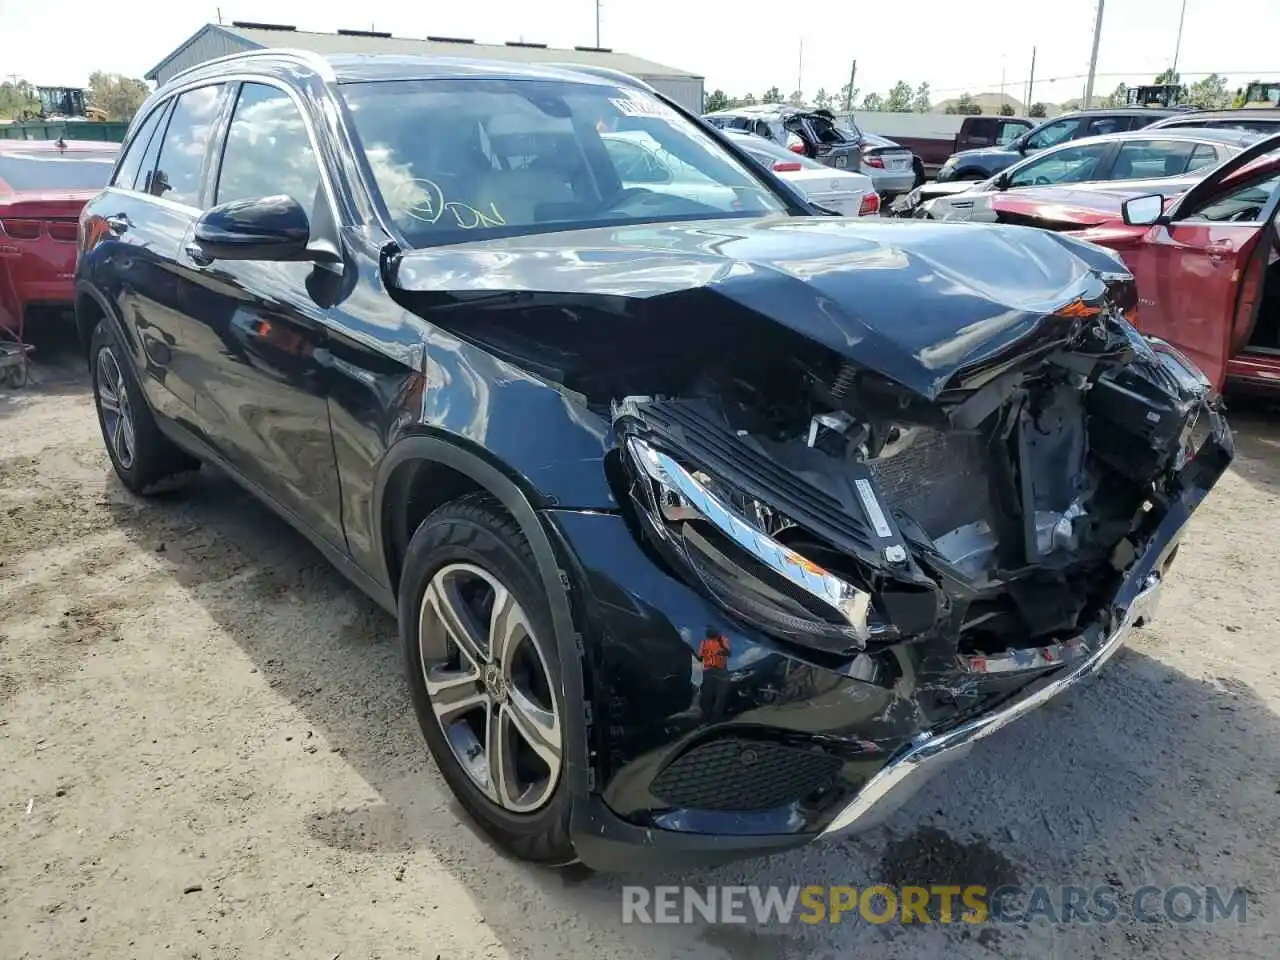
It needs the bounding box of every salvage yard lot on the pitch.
[2,347,1278,960]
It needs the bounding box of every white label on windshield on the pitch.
[610,94,679,121]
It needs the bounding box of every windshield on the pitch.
[0,151,116,192]
[730,134,826,170]
[342,78,788,246]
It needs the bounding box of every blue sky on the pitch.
[1,0,1275,105]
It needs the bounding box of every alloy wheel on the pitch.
[96,345,136,471]
[418,562,562,813]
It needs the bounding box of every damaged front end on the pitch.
[612,277,1232,729]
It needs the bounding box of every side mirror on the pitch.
[193,194,334,263]
[1122,194,1165,227]
[992,172,1010,191]
[1015,138,1029,154]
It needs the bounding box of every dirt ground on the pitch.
[2,338,1278,959]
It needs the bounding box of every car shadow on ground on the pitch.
[102,447,1280,959]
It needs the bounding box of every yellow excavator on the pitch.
[1236,82,1280,109]
[17,86,108,121]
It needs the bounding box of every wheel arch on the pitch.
[74,281,136,358]
[373,435,593,812]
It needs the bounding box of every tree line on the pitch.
[704,81,933,114]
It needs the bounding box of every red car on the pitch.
[970,134,1280,394]
[0,140,118,336]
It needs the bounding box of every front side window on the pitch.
[1007,143,1110,187]
[151,84,227,207]
[343,78,787,247]
[1180,170,1280,223]
[1024,119,1079,151]
[112,106,166,190]
[1111,139,1199,180]
[216,82,322,210]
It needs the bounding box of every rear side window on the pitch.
[215,82,322,210]
[113,106,167,190]
[997,121,1026,144]
[1111,139,1198,179]
[1084,117,1126,136]
[151,84,227,208]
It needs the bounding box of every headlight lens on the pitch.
[623,436,874,652]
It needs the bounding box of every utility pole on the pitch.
[1000,56,1007,109]
[797,39,803,99]
[1171,0,1188,76]
[1026,46,1037,113]
[844,59,857,113]
[596,0,602,48]
[1083,0,1106,108]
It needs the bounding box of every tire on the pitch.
[90,317,199,495]
[912,158,926,188]
[399,493,575,864]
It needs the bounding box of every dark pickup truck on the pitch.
[872,115,1034,178]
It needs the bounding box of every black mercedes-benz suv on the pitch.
[75,50,1231,870]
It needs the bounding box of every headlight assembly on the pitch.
[622,436,875,652]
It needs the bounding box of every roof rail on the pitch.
[505,41,548,49]
[230,21,296,31]
[337,28,392,38]
[543,63,656,93]
[165,47,337,86]
[426,36,475,44]
[574,45,613,53]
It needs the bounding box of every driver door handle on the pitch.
[1206,241,1234,263]
[183,242,213,267]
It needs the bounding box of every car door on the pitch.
[1124,146,1280,388]
[1004,141,1117,188]
[179,79,347,550]
[121,84,233,425]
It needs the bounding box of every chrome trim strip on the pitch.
[167,48,338,86]
[821,570,1163,836]
[627,437,872,641]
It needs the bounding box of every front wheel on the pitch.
[399,494,575,864]
[90,318,198,495]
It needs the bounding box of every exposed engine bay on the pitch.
[611,302,1225,682]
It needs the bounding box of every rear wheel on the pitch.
[399,494,574,864]
[90,318,198,494]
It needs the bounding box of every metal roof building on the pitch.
[145,22,705,112]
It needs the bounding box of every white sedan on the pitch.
[600,130,879,218]
[724,129,880,216]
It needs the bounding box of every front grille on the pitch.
[867,428,994,537]
[650,737,843,811]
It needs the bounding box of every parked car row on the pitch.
[69,51,1231,872]
[703,104,917,199]
[894,128,1260,219]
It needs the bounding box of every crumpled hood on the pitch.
[390,215,1127,399]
